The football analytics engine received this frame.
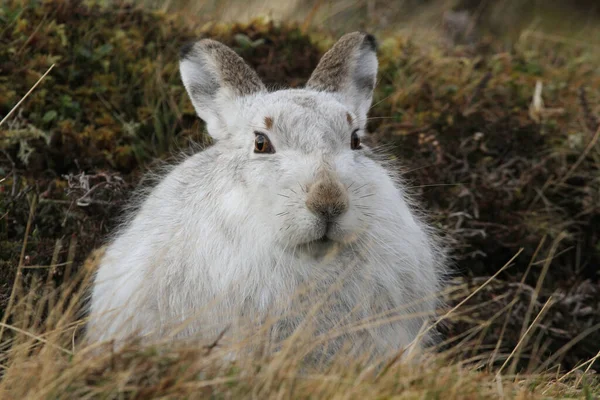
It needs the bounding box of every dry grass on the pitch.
[0,245,597,399]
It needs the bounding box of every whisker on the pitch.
[369,92,395,111]
[352,183,369,193]
[406,183,462,189]
[277,193,290,198]
[400,163,435,175]
[365,116,399,121]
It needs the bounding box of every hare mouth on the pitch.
[294,221,345,255]
[300,235,335,247]
[315,235,333,244]
[295,234,342,258]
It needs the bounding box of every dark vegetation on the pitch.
[1,0,599,373]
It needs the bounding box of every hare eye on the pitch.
[351,130,361,150]
[254,132,274,154]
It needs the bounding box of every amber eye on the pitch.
[254,132,274,154]
[351,130,361,150]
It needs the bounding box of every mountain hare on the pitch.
[86,32,446,359]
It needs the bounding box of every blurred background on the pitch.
[145,0,600,47]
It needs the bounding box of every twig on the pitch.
[488,236,546,369]
[559,349,600,385]
[555,124,600,187]
[509,232,566,375]
[575,350,600,387]
[409,248,523,347]
[204,326,230,356]
[465,71,492,111]
[578,86,599,133]
[0,322,72,355]
[301,0,325,33]
[534,322,600,374]
[0,64,55,127]
[1,149,18,198]
[497,297,554,377]
[0,194,37,340]
[64,235,78,282]
[374,348,406,383]
[521,30,600,51]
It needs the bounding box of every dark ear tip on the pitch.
[361,32,378,52]
[179,40,196,60]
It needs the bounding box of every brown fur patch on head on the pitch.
[346,112,353,125]
[264,116,274,130]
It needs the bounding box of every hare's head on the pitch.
[180,32,398,254]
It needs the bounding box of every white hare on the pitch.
[86,32,446,359]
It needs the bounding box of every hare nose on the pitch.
[305,173,349,220]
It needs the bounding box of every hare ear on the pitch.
[179,39,266,139]
[306,32,378,125]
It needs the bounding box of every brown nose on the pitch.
[305,170,349,220]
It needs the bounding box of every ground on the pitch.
[0,0,599,397]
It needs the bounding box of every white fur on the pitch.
[86,35,446,360]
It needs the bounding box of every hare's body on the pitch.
[87,33,446,358]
